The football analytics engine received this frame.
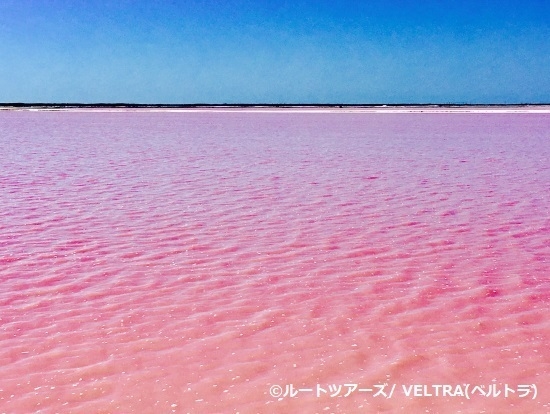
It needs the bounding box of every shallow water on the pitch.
[1,111,549,413]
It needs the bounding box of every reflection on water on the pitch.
[0,111,549,413]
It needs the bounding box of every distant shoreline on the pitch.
[2,103,550,113]
[2,103,550,108]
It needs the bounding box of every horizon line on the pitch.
[2,102,550,108]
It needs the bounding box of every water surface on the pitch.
[1,111,549,413]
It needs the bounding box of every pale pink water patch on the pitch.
[0,111,549,413]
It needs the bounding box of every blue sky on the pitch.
[1,0,549,103]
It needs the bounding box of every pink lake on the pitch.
[0,110,549,413]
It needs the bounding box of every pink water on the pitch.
[1,110,549,413]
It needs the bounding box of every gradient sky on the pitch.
[1,0,549,104]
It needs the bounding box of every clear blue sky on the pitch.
[1,0,549,104]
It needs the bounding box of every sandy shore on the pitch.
[2,105,550,113]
